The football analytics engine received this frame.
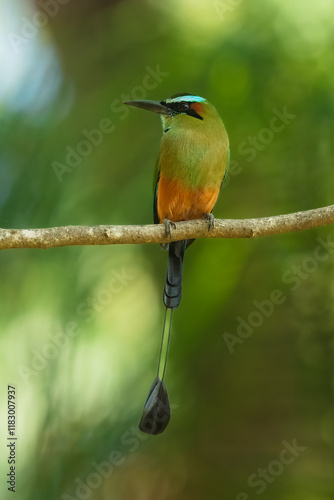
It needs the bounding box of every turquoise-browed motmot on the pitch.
[126,94,229,434]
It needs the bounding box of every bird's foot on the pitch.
[163,218,176,239]
[203,213,215,231]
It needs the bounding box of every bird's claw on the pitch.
[163,218,176,238]
[204,213,215,231]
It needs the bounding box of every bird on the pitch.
[125,94,230,434]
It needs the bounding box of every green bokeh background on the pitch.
[1,0,334,498]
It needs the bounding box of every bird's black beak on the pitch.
[124,99,171,115]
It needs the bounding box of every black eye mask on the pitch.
[160,101,204,120]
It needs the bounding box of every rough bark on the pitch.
[1,205,334,250]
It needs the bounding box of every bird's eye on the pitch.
[179,103,190,112]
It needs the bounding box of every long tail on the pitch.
[163,240,186,310]
[139,308,173,435]
[139,240,187,435]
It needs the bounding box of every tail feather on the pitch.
[163,240,186,309]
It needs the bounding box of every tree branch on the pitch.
[1,205,334,250]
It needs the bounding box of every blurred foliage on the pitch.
[1,0,334,499]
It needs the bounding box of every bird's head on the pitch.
[125,93,224,134]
